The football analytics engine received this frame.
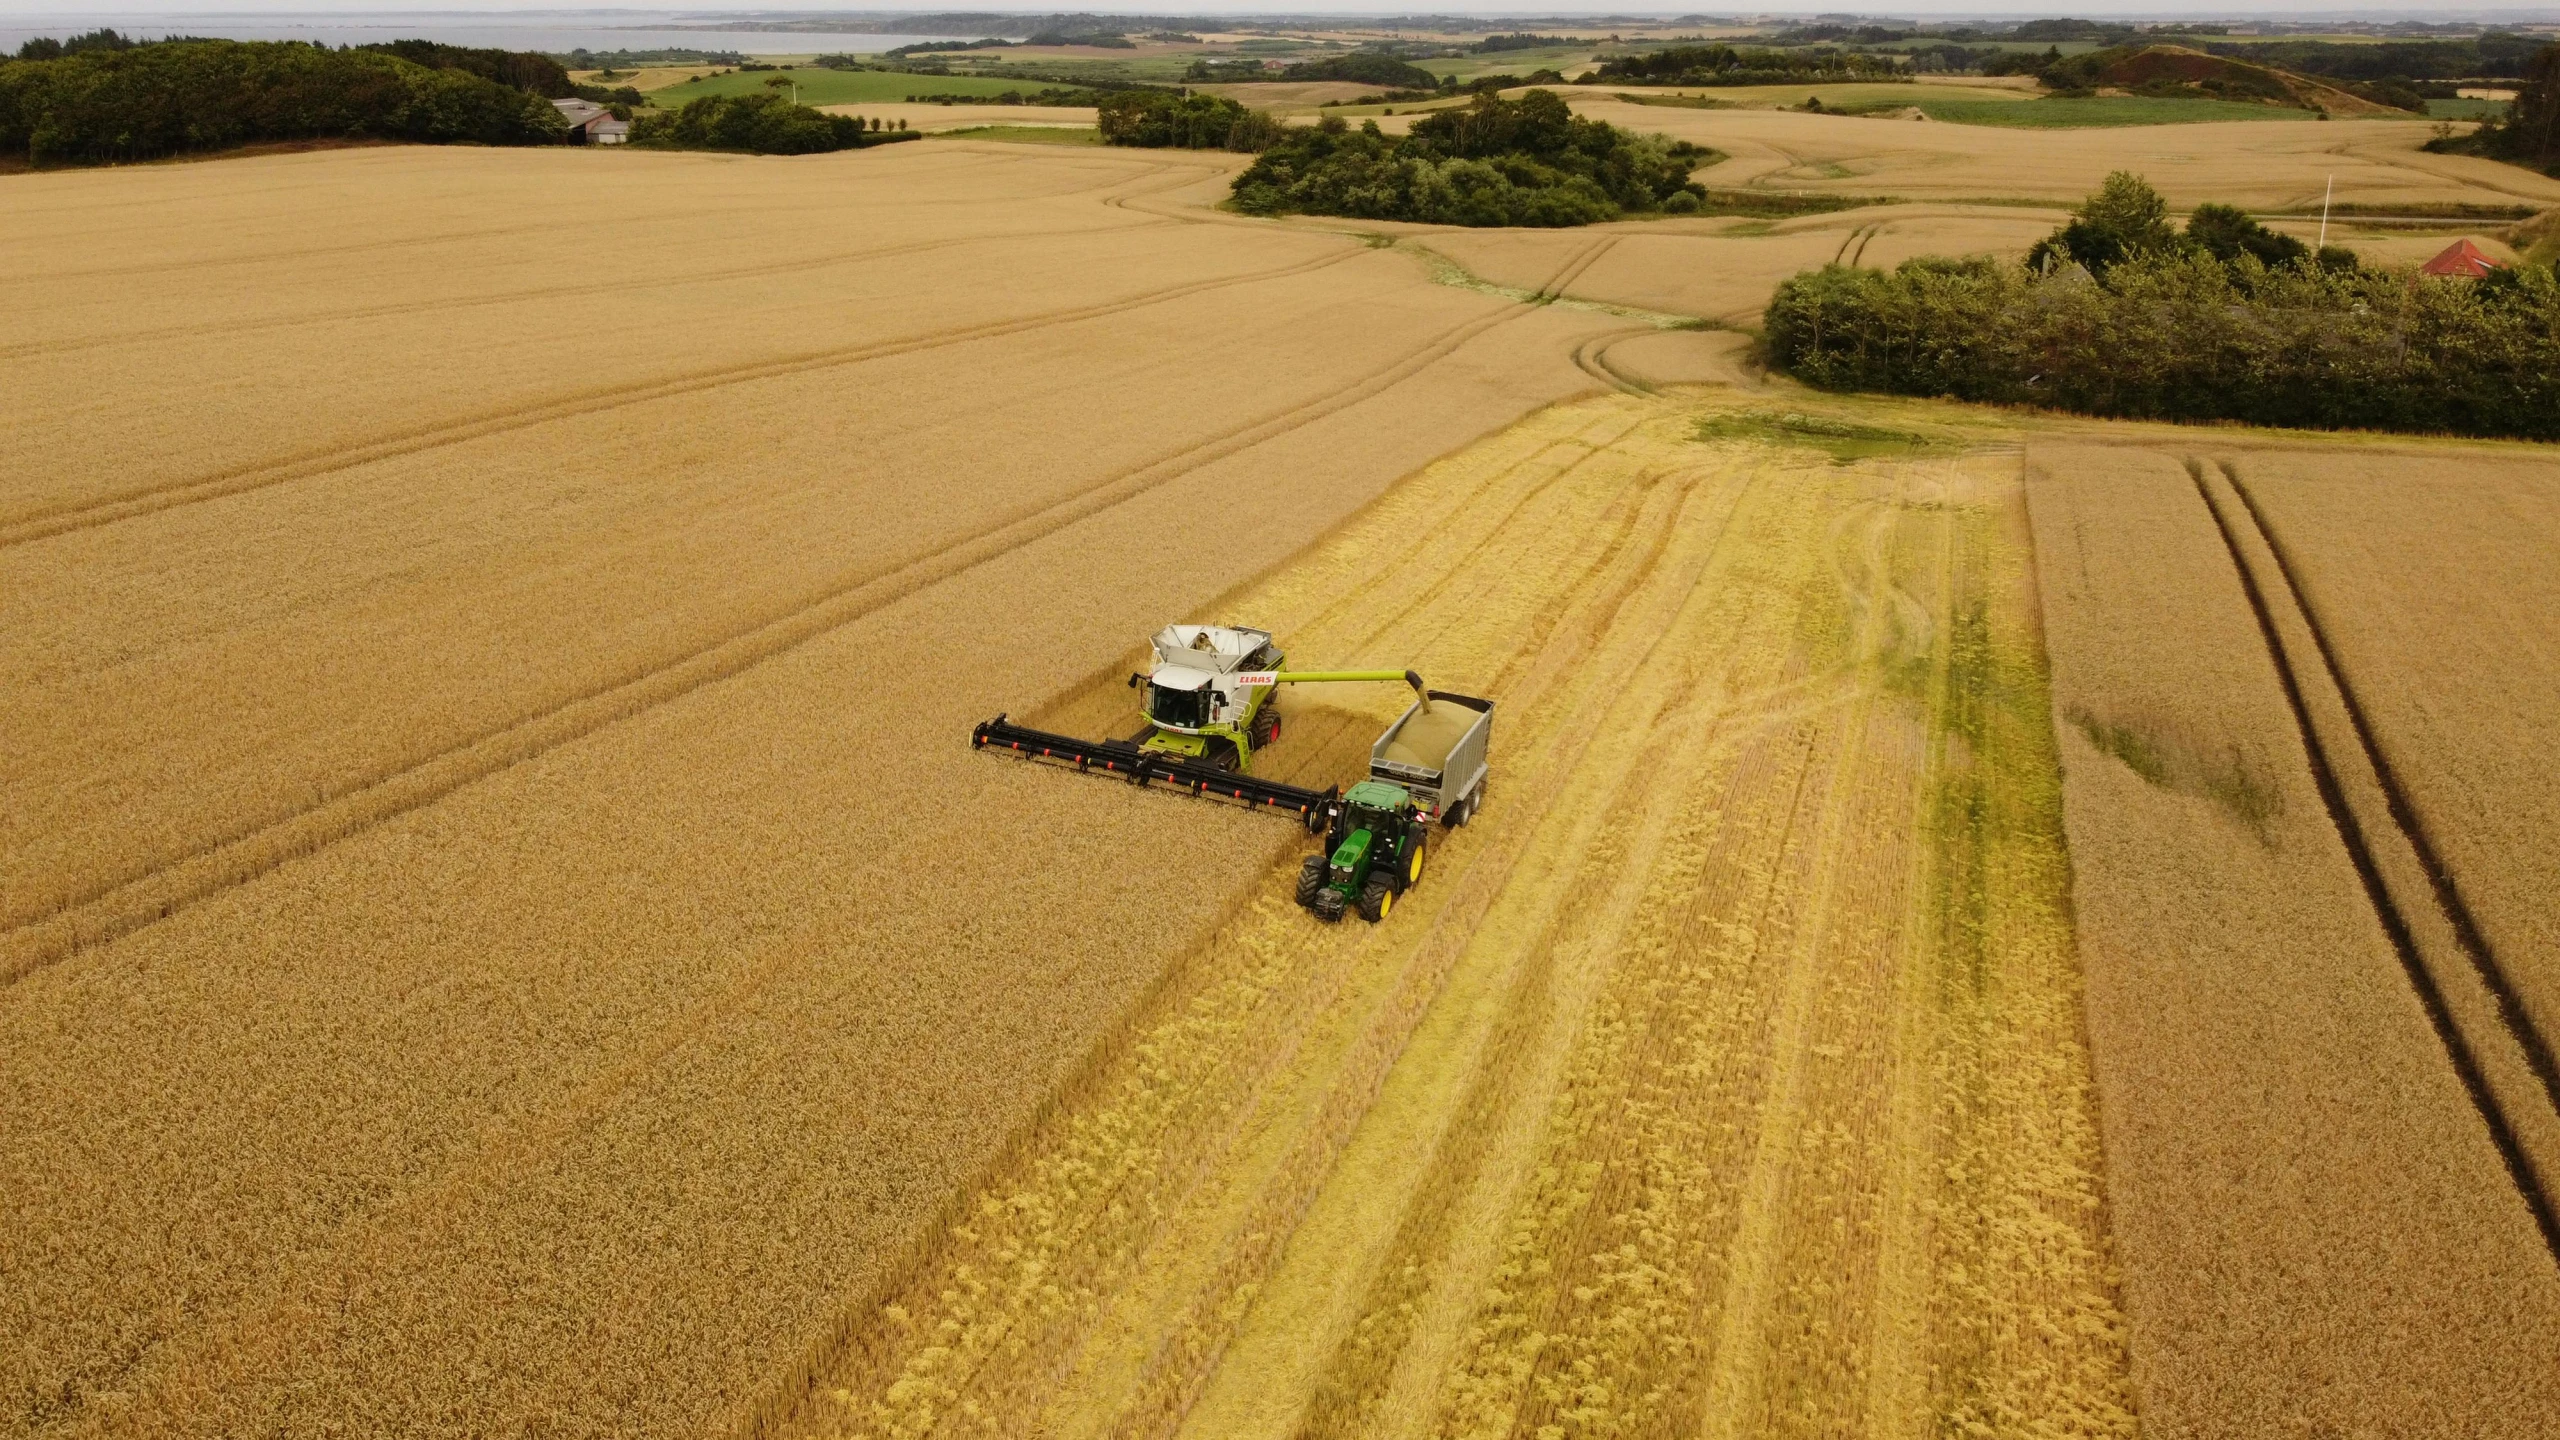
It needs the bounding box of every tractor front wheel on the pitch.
[1358,877,1393,923]
[1295,856,1328,908]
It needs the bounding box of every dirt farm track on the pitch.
[4,133,2559,1440]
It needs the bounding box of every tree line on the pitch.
[1590,44,1906,87]
[1765,173,2560,441]
[0,36,566,166]
[2429,43,2560,175]
[630,92,915,154]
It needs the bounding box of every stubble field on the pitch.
[7,97,2560,1440]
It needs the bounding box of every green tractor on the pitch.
[1295,780,1430,923]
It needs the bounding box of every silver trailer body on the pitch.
[1369,691,1492,825]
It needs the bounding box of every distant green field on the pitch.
[646,68,1048,108]
[932,124,1101,145]
[1875,96,2321,128]
[1602,81,1982,110]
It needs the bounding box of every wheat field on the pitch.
[772,393,2134,1440]
[9,118,2558,1440]
[1567,100,2560,210]
[0,140,1643,1437]
[2024,437,2560,1437]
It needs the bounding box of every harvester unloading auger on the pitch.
[972,623,1492,923]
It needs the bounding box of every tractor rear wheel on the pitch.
[1295,856,1328,908]
[1312,887,1348,923]
[1358,877,1393,923]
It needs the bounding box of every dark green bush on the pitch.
[628,91,906,154]
[1229,89,1705,228]
[1765,247,2560,440]
[0,39,565,166]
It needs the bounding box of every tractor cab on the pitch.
[1299,780,1428,923]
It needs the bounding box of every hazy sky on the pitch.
[0,1,2548,17]
[0,1,2548,14]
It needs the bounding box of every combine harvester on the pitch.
[973,624,1491,922]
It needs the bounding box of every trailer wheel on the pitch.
[1295,856,1328,908]
[1312,888,1348,923]
[1358,877,1393,923]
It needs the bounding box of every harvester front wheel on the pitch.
[1295,856,1328,908]
[1358,877,1393,923]
[1312,888,1348,923]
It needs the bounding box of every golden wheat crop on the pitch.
[770,392,2134,1440]
[13,103,2549,1440]
[2022,437,2560,1437]
[0,141,1641,1438]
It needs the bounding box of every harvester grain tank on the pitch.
[971,622,1493,922]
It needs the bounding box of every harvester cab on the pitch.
[1294,780,1429,924]
[1127,624,1285,771]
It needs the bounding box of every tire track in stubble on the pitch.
[1104,465,1763,1440]
[1538,234,1618,301]
[2191,461,2560,1260]
[0,285,1542,986]
[1572,327,1659,396]
[0,243,1358,547]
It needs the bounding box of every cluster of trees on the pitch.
[2023,172,2351,276]
[1765,173,2560,441]
[1590,44,1904,87]
[2205,33,2548,84]
[2429,42,2560,174]
[1096,89,1282,150]
[630,92,913,154]
[1228,89,1709,227]
[0,37,565,166]
[1275,52,1441,89]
